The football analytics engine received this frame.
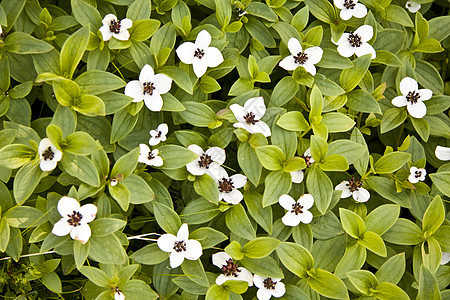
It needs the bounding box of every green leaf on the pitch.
[214,0,231,29]
[334,243,366,278]
[52,78,80,107]
[74,70,126,95]
[108,183,131,211]
[73,241,90,269]
[189,227,227,249]
[193,174,219,204]
[246,2,278,22]
[63,132,99,155]
[306,166,333,214]
[0,0,26,31]
[4,32,53,54]
[0,144,35,169]
[346,90,381,114]
[90,218,126,237]
[382,218,423,245]
[365,176,411,208]
[339,208,366,239]
[410,117,430,142]
[60,153,100,187]
[372,50,403,67]
[73,94,106,117]
[177,101,216,127]
[346,270,378,295]
[206,284,229,300]
[158,65,193,94]
[240,256,284,279]
[4,206,45,228]
[365,204,400,236]
[417,265,440,300]
[422,195,444,237]
[429,171,450,197]
[123,174,155,204]
[255,145,286,171]
[416,60,444,95]
[71,0,101,32]
[127,0,151,20]
[130,244,168,265]
[13,162,44,204]
[222,280,248,294]
[321,112,355,133]
[384,5,414,27]
[276,111,309,132]
[315,48,353,70]
[158,145,198,170]
[373,152,411,174]
[122,279,158,300]
[242,237,280,258]
[381,108,407,133]
[359,231,387,257]
[153,202,182,235]
[225,203,256,240]
[79,266,109,287]
[60,26,90,78]
[375,253,406,285]
[421,237,442,274]
[181,259,209,287]
[340,54,372,92]
[309,85,323,124]
[237,142,262,186]
[308,269,349,300]
[270,76,299,106]
[303,0,336,24]
[373,282,410,300]
[243,191,272,234]
[262,170,291,207]
[276,242,314,278]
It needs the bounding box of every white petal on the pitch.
[355,25,373,42]
[52,219,72,236]
[70,223,91,244]
[188,144,204,156]
[149,137,160,146]
[340,8,353,21]
[206,147,226,165]
[212,252,231,268]
[58,196,80,217]
[185,240,203,260]
[252,121,271,137]
[193,59,208,77]
[102,14,117,26]
[158,123,169,135]
[169,251,185,268]
[279,56,298,71]
[113,30,130,41]
[408,174,419,184]
[253,274,265,288]
[177,223,189,241]
[139,64,155,83]
[333,0,345,9]
[335,181,352,198]
[352,188,370,203]
[244,97,266,119]
[215,274,229,285]
[298,194,314,210]
[304,47,323,65]
[407,101,427,118]
[206,163,226,180]
[257,288,273,300]
[406,1,421,13]
[279,194,296,210]
[400,77,418,96]
[53,148,63,162]
[352,3,367,18]
[391,96,408,107]
[176,42,196,64]
[154,74,172,95]
[39,138,54,154]
[195,30,212,48]
[149,156,163,167]
[298,210,313,224]
[40,159,58,172]
[139,144,151,163]
[143,94,163,112]
[288,38,302,55]
[238,268,254,286]
[230,174,247,188]
[186,161,205,176]
[157,233,177,253]
[290,170,304,183]
[336,33,350,46]
[304,148,312,157]
[354,43,376,59]
[418,89,433,101]
[337,42,355,57]
[273,281,286,297]
[79,204,97,223]
[303,63,317,76]
[229,104,246,122]
[440,252,450,265]
[222,189,243,204]
[282,212,301,227]
[233,122,256,135]
[115,291,125,300]
[435,146,450,161]
[120,18,133,30]
[125,80,145,102]
[204,47,224,68]
[99,25,113,41]
[410,166,418,173]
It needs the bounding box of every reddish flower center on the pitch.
[406,91,420,104]
[291,203,304,215]
[294,52,308,65]
[343,0,356,9]
[263,278,276,289]
[194,48,205,59]
[347,177,363,192]
[243,112,258,125]
[221,259,241,277]
[67,211,83,227]
[218,177,234,193]
[198,154,213,169]
[173,240,186,252]
[347,32,362,47]
[109,19,121,34]
[143,82,156,96]
[42,146,55,160]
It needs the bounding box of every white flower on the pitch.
[216,169,247,204]
[51,196,97,244]
[334,0,367,20]
[290,170,304,183]
[157,223,203,268]
[114,288,125,300]
[408,167,426,184]
[138,144,163,167]
[176,30,224,77]
[335,177,370,202]
[229,97,271,137]
[279,38,323,75]
[149,123,168,146]
[441,252,450,265]
[406,0,421,13]
[279,194,314,226]
[212,252,254,286]
[124,64,172,112]
[186,144,226,179]
[253,275,286,300]
[336,25,376,59]
[99,14,132,41]
[302,148,315,165]
[391,77,432,119]
[435,146,450,161]
[39,138,62,172]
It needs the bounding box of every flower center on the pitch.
[414,170,422,178]
[218,177,234,193]
[143,82,156,96]
[109,19,121,34]
[67,211,83,227]
[263,278,276,290]
[343,0,356,9]
[155,131,162,138]
[236,8,247,17]
[198,153,213,169]
[243,112,259,125]
[42,146,55,161]
[291,203,304,215]
[347,177,363,192]
[406,91,420,104]
[114,287,122,295]
[194,48,205,59]
[173,240,186,252]
[222,258,241,277]
[148,151,155,160]
[347,32,363,47]
[301,154,313,166]
[294,52,308,65]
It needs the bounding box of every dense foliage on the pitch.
[0,0,449,299]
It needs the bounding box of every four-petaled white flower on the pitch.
[176,30,224,78]
[334,0,367,20]
[149,123,168,146]
[99,14,132,41]
[290,170,304,183]
[51,196,97,244]
[39,138,62,172]
[114,288,125,300]
[186,145,226,179]
[335,177,370,202]
[138,144,163,167]
[406,0,421,13]
[279,38,323,75]
[124,64,172,112]
[435,146,450,161]
[336,25,376,59]
[392,77,432,119]
[279,194,314,226]
[212,252,254,286]
[230,97,271,137]
[253,275,286,300]
[216,169,247,204]
[408,166,426,184]
[157,223,203,268]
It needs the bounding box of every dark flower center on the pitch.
[236,8,246,17]
[414,170,422,178]
[301,154,313,166]
[67,211,83,227]
[291,203,304,215]
[173,240,186,252]
[194,48,205,59]
[109,19,121,34]
[406,91,420,104]
[148,151,155,160]
[243,112,258,125]
[347,32,362,47]
[218,177,234,193]
[198,154,213,169]
[155,131,162,138]
[143,82,156,96]
[222,259,241,277]
[343,0,356,9]
[115,287,122,295]
[347,177,363,192]
[263,278,276,290]
[294,52,308,65]
[42,146,55,161]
